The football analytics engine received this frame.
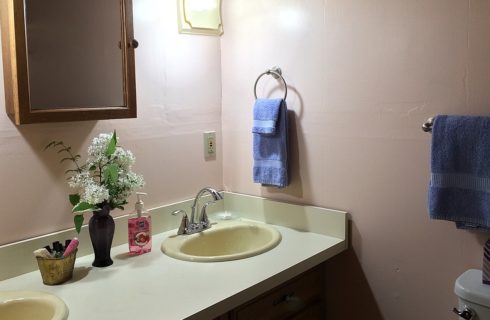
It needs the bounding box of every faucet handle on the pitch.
[200,201,216,229]
[172,209,189,235]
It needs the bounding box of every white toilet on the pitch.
[454,269,490,319]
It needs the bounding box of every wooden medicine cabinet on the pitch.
[0,0,137,124]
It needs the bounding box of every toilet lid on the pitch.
[454,269,490,307]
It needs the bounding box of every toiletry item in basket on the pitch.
[52,241,63,257]
[63,238,79,258]
[128,192,152,255]
[33,248,53,259]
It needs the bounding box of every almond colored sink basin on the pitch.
[0,291,68,320]
[161,220,281,262]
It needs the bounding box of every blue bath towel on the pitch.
[252,99,289,188]
[428,115,490,231]
[253,99,283,134]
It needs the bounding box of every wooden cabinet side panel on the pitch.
[122,0,136,118]
[0,0,19,124]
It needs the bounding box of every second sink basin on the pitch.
[161,220,281,262]
[0,291,68,320]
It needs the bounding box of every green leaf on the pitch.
[105,131,117,157]
[74,214,84,234]
[103,164,118,183]
[69,155,81,161]
[72,202,95,212]
[44,141,56,150]
[60,157,76,163]
[57,147,71,154]
[89,165,97,171]
[69,194,80,206]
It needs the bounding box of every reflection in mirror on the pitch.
[25,0,124,110]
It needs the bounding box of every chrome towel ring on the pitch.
[422,117,434,132]
[254,66,288,100]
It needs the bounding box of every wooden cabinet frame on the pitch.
[0,0,137,124]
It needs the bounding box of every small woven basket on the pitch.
[36,249,77,285]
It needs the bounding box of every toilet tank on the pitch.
[454,269,490,319]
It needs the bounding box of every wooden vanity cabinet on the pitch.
[215,264,326,320]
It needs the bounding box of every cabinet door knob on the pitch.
[130,39,139,48]
[272,292,295,306]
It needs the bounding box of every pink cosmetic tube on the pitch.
[62,238,79,257]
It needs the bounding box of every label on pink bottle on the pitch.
[134,230,150,246]
[128,216,152,255]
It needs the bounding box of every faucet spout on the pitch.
[190,187,223,225]
[172,187,223,235]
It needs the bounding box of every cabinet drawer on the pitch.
[233,267,324,320]
[289,301,324,320]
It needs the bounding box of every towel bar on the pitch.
[254,66,288,100]
[422,117,434,132]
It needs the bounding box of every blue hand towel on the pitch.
[252,99,283,134]
[428,115,490,231]
[252,99,289,188]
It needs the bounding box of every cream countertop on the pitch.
[0,220,345,320]
[0,192,348,319]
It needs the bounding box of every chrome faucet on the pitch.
[172,187,223,235]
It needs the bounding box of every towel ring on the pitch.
[422,117,434,132]
[254,67,288,100]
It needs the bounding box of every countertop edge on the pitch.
[185,240,346,320]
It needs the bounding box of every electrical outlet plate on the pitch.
[203,131,216,158]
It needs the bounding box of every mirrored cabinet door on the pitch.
[0,0,137,125]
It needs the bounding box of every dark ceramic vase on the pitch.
[89,205,114,267]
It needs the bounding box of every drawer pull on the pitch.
[272,292,295,306]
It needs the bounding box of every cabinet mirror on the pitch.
[0,0,137,124]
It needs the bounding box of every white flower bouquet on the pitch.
[46,131,145,233]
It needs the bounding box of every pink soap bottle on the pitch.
[128,192,152,255]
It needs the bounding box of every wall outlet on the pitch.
[203,131,216,158]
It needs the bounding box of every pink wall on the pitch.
[0,0,222,245]
[220,0,490,319]
[2,0,490,318]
